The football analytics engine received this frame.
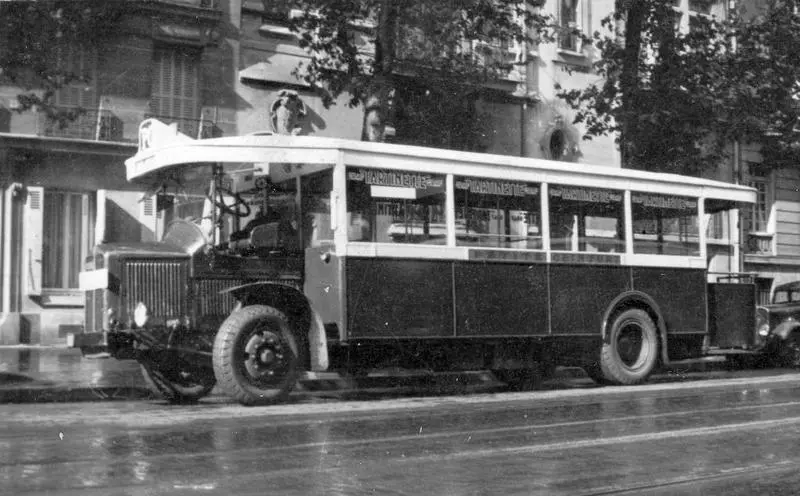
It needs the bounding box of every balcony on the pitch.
[38,109,126,142]
[37,108,220,143]
[745,232,775,256]
[146,0,221,12]
[134,0,223,45]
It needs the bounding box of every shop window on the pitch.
[549,186,624,252]
[454,176,541,249]
[42,191,95,290]
[346,167,446,244]
[632,192,699,256]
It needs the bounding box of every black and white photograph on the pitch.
[3,0,800,494]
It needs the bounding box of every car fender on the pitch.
[771,319,800,342]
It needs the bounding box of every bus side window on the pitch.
[631,193,699,256]
[454,177,541,249]
[548,186,624,253]
[346,167,446,245]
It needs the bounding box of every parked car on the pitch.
[759,281,800,367]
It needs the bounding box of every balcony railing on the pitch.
[155,0,221,10]
[38,109,126,142]
[38,108,219,143]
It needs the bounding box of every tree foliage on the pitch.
[288,0,553,145]
[0,0,122,124]
[729,0,800,169]
[557,0,734,174]
[558,0,800,174]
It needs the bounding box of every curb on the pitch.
[0,385,155,404]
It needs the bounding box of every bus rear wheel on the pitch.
[596,309,658,385]
[213,305,300,406]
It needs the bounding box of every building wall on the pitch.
[775,167,800,258]
[0,0,230,344]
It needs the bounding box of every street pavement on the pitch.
[0,345,788,404]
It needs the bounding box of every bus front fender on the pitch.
[221,282,329,372]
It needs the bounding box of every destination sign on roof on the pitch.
[632,193,697,210]
[455,178,538,197]
[550,186,622,203]
[348,169,443,190]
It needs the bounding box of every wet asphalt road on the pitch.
[4,372,800,496]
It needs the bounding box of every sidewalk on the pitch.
[0,345,771,404]
[0,346,152,403]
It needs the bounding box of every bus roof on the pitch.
[126,119,755,206]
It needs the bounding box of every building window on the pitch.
[42,191,95,290]
[150,45,201,137]
[672,0,725,33]
[747,164,771,233]
[53,44,98,109]
[558,0,583,52]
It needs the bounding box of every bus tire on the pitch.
[139,360,215,404]
[213,305,300,406]
[599,308,658,385]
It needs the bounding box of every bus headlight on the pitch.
[757,323,770,338]
[133,302,150,328]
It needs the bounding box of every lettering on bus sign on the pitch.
[632,193,697,211]
[455,178,538,197]
[348,168,444,199]
[348,169,443,189]
[550,186,622,203]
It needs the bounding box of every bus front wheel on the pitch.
[597,309,658,385]
[213,305,301,406]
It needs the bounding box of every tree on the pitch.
[557,0,736,174]
[0,0,122,126]
[558,0,800,175]
[727,0,800,169]
[288,0,552,147]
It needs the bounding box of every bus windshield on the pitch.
[151,162,333,255]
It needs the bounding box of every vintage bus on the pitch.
[71,119,760,405]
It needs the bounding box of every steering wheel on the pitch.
[209,186,251,218]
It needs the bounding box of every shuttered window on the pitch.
[150,45,200,135]
[53,45,98,108]
[42,191,95,290]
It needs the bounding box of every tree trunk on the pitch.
[617,0,646,168]
[362,0,399,142]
